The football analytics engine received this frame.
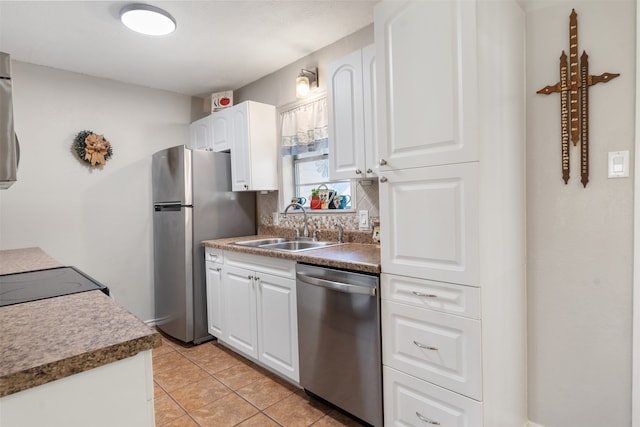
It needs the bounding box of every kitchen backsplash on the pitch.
[257,180,380,232]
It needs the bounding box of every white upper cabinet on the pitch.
[188,115,213,151]
[328,44,378,180]
[375,1,478,170]
[212,101,277,191]
[362,44,379,177]
[211,112,232,152]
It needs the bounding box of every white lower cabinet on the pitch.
[1,351,155,427]
[383,366,482,427]
[382,300,482,400]
[205,248,225,338]
[205,249,299,383]
[223,264,259,359]
[256,272,299,381]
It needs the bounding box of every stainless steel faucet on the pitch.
[336,223,344,243]
[284,202,310,238]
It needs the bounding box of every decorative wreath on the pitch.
[73,130,113,168]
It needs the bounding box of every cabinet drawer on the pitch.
[381,273,480,319]
[382,300,482,400]
[205,247,224,264]
[383,366,483,427]
[224,251,296,280]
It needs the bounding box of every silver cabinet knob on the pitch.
[366,168,373,174]
[379,176,388,183]
[355,169,362,174]
[379,158,387,166]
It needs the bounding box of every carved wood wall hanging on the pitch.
[537,9,619,187]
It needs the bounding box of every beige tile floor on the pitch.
[153,335,366,427]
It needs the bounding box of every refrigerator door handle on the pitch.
[154,202,191,212]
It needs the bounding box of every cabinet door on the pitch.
[378,163,479,286]
[189,115,212,151]
[230,104,251,191]
[205,261,224,338]
[328,49,366,180]
[375,0,478,170]
[362,43,378,178]
[383,366,483,427]
[222,265,258,359]
[211,111,231,152]
[256,273,299,382]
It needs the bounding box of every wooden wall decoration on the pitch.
[537,9,619,187]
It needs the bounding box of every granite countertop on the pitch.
[0,247,63,275]
[203,235,381,274]
[0,248,161,397]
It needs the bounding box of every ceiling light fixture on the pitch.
[296,68,318,99]
[120,4,176,36]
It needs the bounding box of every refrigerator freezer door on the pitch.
[153,206,194,342]
[152,145,192,205]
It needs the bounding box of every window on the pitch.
[294,152,351,209]
[279,94,354,212]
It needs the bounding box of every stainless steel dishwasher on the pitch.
[296,263,382,427]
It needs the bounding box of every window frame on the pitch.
[277,93,355,213]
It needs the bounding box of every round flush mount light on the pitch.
[120,3,176,36]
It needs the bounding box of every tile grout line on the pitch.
[154,338,351,427]
[156,341,293,427]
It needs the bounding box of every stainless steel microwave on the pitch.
[0,51,18,189]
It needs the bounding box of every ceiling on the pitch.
[0,1,377,97]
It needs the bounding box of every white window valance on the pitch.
[280,96,328,156]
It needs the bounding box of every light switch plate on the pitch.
[608,150,629,178]
[358,210,369,230]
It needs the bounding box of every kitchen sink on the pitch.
[231,238,342,252]
[259,240,342,252]
[231,238,290,247]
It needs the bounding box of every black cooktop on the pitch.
[0,266,110,307]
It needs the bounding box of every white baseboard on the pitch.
[528,422,545,427]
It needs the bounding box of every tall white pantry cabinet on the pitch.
[375,1,526,426]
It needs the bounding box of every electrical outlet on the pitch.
[359,210,369,230]
[272,212,279,226]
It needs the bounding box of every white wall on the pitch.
[526,2,635,426]
[234,24,373,107]
[0,62,192,321]
[233,24,376,229]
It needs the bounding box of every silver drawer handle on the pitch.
[412,291,438,298]
[416,411,440,425]
[296,272,377,296]
[379,176,388,183]
[413,340,438,351]
[214,267,221,272]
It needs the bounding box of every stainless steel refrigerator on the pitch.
[152,145,256,344]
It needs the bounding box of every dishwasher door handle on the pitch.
[297,272,377,296]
